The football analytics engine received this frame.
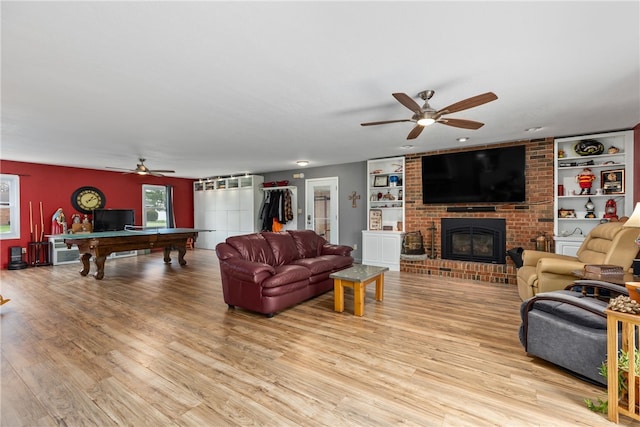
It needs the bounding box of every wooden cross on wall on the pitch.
[349,191,360,208]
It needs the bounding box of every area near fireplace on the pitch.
[400,138,555,285]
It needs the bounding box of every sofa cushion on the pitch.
[288,230,326,258]
[261,265,311,288]
[262,232,300,266]
[226,233,276,265]
[317,254,353,270]
[290,257,335,275]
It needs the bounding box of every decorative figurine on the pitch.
[585,198,596,218]
[51,208,67,234]
[603,198,618,220]
[576,168,596,195]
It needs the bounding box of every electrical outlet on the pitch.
[353,244,358,250]
[21,247,27,254]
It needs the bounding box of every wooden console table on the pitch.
[606,309,640,423]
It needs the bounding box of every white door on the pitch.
[305,177,338,243]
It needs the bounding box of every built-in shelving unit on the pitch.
[553,130,634,256]
[362,156,405,271]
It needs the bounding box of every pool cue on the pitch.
[39,201,44,241]
[29,201,33,242]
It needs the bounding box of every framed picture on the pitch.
[373,175,388,187]
[601,169,625,194]
[369,209,382,230]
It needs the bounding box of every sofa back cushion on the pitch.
[262,232,300,266]
[288,230,326,259]
[226,233,276,265]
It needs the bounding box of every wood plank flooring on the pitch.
[0,249,633,426]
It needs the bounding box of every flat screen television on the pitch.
[93,209,135,232]
[421,145,526,204]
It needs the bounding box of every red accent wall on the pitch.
[0,160,194,269]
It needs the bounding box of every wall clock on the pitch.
[71,186,106,214]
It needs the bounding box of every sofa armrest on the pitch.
[521,250,577,267]
[565,279,629,298]
[321,244,353,256]
[220,258,276,284]
[536,258,586,275]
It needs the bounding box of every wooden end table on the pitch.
[330,265,388,316]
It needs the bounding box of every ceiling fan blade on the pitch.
[438,118,485,130]
[392,93,422,113]
[106,166,134,172]
[436,92,497,115]
[361,119,412,126]
[149,169,175,173]
[406,125,424,140]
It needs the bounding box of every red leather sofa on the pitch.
[215,230,354,317]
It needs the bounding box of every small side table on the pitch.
[606,309,640,423]
[330,265,388,316]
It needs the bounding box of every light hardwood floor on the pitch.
[0,249,633,426]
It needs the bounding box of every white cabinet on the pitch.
[554,130,634,252]
[193,175,264,249]
[362,230,404,271]
[362,156,405,271]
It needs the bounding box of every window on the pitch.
[142,185,167,228]
[0,175,20,239]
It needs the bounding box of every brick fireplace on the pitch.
[400,138,555,284]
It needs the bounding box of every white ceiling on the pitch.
[2,1,639,179]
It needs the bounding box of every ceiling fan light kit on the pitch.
[361,90,498,140]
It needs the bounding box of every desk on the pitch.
[48,228,203,279]
[606,309,640,423]
[331,265,388,316]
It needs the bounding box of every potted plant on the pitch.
[585,350,640,413]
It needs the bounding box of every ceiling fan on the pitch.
[107,158,175,177]
[361,90,498,140]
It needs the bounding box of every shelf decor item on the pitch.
[601,169,625,194]
[585,198,596,218]
[558,208,576,218]
[373,175,388,187]
[369,209,382,230]
[574,139,604,156]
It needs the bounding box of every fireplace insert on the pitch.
[441,218,506,264]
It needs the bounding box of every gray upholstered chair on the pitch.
[519,280,628,385]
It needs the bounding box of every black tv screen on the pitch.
[93,209,135,232]
[421,145,526,204]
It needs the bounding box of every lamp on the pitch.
[296,160,309,167]
[624,202,640,247]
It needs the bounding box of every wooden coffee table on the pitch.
[330,265,388,316]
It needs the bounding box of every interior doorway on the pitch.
[305,177,338,243]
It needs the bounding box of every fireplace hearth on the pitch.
[441,218,506,264]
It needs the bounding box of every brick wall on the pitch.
[401,138,555,284]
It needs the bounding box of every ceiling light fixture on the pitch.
[417,114,436,127]
[400,145,414,150]
[296,160,309,167]
[525,126,543,132]
[457,137,469,142]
